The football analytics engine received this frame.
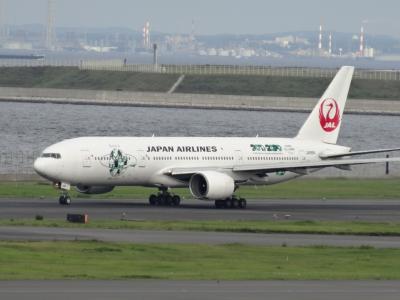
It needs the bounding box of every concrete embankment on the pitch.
[0,174,43,182]
[1,87,400,115]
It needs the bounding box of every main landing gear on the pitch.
[215,197,247,209]
[148,188,181,207]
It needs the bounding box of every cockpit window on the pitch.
[41,153,61,159]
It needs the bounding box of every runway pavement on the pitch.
[2,199,400,299]
[1,226,400,248]
[1,281,400,300]
[1,198,400,221]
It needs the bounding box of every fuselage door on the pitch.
[137,150,147,168]
[81,150,92,168]
[299,150,315,161]
[235,150,243,164]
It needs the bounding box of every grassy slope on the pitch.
[0,67,399,100]
[0,67,179,92]
[1,178,399,200]
[177,75,330,98]
[178,75,400,100]
[0,241,399,280]
[350,78,400,100]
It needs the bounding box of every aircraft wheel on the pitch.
[165,195,173,206]
[238,198,247,209]
[65,196,71,205]
[156,195,164,206]
[225,198,234,209]
[215,200,224,209]
[232,198,239,209]
[59,195,71,206]
[172,195,181,206]
[149,194,157,206]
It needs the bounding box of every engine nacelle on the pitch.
[189,171,235,200]
[76,185,115,195]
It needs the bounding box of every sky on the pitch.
[3,0,400,37]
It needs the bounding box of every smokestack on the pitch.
[146,21,150,48]
[46,0,55,50]
[318,24,323,51]
[142,21,151,49]
[142,26,146,47]
[329,33,332,56]
[153,43,158,66]
[359,26,365,56]
[0,0,6,44]
[190,19,195,41]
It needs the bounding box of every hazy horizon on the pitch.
[3,0,400,37]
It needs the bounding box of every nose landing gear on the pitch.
[55,182,72,206]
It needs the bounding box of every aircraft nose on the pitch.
[33,158,44,175]
[34,158,49,178]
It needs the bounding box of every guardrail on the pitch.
[73,61,400,81]
[79,62,400,81]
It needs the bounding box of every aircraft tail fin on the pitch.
[296,66,354,144]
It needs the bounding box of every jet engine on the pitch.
[76,185,115,195]
[189,171,235,200]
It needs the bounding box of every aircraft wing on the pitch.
[320,148,400,159]
[167,167,231,177]
[167,157,400,177]
[232,157,400,174]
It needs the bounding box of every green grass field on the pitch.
[2,219,400,237]
[0,241,399,280]
[0,67,399,100]
[1,178,399,200]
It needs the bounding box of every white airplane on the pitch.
[34,66,400,208]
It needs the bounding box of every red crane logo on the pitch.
[319,98,340,132]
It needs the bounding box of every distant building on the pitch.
[363,47,375,58]
[272,35,310,48]
[3,42,32,50]
[275,36,295,48]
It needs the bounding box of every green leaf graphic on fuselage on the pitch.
[99,149,137,177]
